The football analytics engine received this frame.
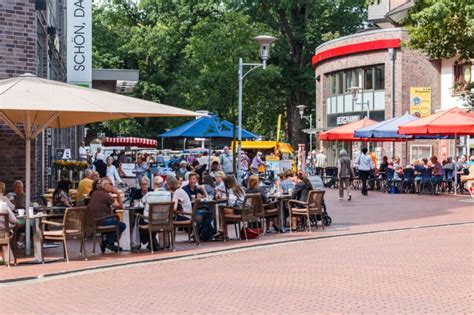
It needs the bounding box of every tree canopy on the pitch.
[91,0,367,147]
[404,0,474,61]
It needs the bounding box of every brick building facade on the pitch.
[312,27,444,165]
[0,0,81,198]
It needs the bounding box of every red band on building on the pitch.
[311,39,401,67]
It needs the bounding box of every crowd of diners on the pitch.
[0,146,319,261]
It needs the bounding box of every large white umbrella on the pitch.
[0,73,198,255]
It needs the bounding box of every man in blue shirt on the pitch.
[355,147,374,196]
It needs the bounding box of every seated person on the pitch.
[130,177,153,202]
[0,182,17,265]
[280,170,295,194]
[11,180,26,210]
[202,175,216,199]
[291,172,313,230]
[414,158,427,193]
[88,178,125,252]
[181,172,207,200]
[246,175,279,232]
[223,175,245,207]
[209,161,221,179]
[52,180,73,208]
[377,156,389,179]
[214,171,226,197]
[166,176,193,222]
[77,169,95,203]
[140,176,171,250]
[431,156,443,187]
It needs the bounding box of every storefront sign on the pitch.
[336,115,360,125]
[410,87,431,117]
[67,0,92,87]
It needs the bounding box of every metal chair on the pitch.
[137,202,175,253]
[288,190,326,232]
[420,168,434,195]
[40,207,87,263]
[0,213,16,267]
[402,168,415,193]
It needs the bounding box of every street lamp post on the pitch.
[296,104,314,152]
[237,35,277,181]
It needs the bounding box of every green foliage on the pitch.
[90,0,367,145]
[404,0,474,61]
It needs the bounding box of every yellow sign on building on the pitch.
[410,87,431,117]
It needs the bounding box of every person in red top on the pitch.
[88,177,125,252]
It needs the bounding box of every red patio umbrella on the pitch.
[320,117,378,141]
[398,107,474,136]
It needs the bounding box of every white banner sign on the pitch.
[67,0,92,87]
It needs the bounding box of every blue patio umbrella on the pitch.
[354,112,418,140]
[159,114,257,139]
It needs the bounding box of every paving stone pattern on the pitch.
[1,224,472,314]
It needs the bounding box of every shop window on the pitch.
[337,72,344,94]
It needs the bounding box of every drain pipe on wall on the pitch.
[389,48,396,158]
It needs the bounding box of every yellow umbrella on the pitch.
[0,73,199,255]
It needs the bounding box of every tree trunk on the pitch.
[287,91,308,149]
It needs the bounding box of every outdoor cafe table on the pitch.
[119,206,144,251]
[196,198,228,232]
[269,194,291,233]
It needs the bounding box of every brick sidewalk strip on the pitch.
[1,224,473,313]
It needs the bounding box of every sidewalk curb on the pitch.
[1,221,472,286]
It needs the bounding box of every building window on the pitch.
[364,68,373,90]
[374,65,385,90]
[410,145,432,162]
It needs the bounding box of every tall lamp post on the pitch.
[296,104,314,152]
[237,35,277,180]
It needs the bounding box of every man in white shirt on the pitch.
[79,141,88,161]
[315,149,327,168]
[355,147,374,196]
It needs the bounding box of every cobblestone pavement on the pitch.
[1,224,472,314]
[1,190,473,282]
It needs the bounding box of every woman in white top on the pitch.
[223,175,245,207]
[106,156,122,186]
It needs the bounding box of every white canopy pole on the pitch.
[25,112,32,256]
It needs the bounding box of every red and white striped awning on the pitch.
[102,137,157,148]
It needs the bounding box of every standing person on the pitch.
[251,152,265,174]
[315,149,327,168]
[133,155,149,185]
[240,151,250,173]
[79,141,87,161]
[431,156,443,192]
[92,155,107,178]
[337,149,355,201]
[220,146,234,175]
[106,156,122,186]
[355,147,374,196]
[94,147,105,162]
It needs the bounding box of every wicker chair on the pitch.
[220,193,263,241]
[137,202,175,253]
[40,207,87,263]
[288,190,325,232]
[262,199,279,233]
[0,213,16,267]
[91,210,121,255]
[173,200,200,246]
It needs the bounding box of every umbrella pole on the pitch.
[455,133,458,195]
[24,111,32,256]
[209,138,212,172]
